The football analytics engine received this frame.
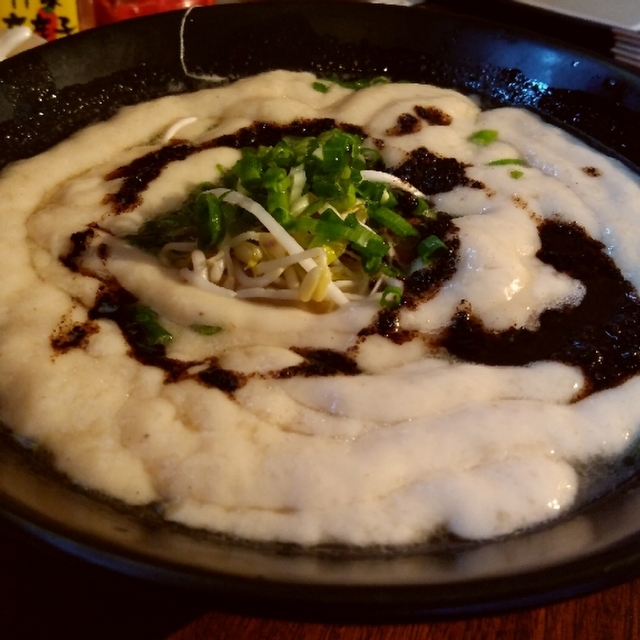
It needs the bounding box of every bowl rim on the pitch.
[2,1,640,621]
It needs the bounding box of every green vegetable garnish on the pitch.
[127,182,221,252]
[322,76,390,91]
[312,82,330,93]
[216,128,407,273]
[468,129,499,146]
[127,126,448,311]
[413,197,436,219]
[487,158,527,166]
[127,303,173,351]
[510,169,524,180]
[380,285,403,310]
[368,205,419,238]
[195,192,226,250]
[417,235,447,265]
[190,324,223,336]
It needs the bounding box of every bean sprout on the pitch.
[205,188,350,306]
[361,170,428,199]
[161,117,198,143]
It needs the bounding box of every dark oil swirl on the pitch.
[103,119,368,214]
[438,221,640,397]
[55,117,640,400]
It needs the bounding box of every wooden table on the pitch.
[1,520,639,640]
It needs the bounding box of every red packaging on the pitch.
[94,0,216,25]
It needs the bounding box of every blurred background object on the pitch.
[0,0,639,72]
[612,26,640,69]
[0,25,45,59]
[512,0,640,69]
[94,0,213,26]
[516,0,640,29]
[0,0,93,40]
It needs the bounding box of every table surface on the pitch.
[2,2,637,639]
[1,520,640,639]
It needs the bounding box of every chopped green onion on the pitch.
[368,205,419,238]
[128,303,173,350]
[356,179,385,202]
[236,152,263,187]
[312,82,330,93]
[510,169,524,180]
[380,285,403,309]
[190,324,223,335]
[263,166,292,224]
[381,263,403,278]
[323,75,390,91]
[414,197,436,219]
[128,124,451,307]
[417,235,447,264]
[468,129,499,146]
[195,193,226,250]
[487,158,527,166]
[342,213,389,257]
[126,181,221,251]
[363,255,383,274]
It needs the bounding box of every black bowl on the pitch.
[2,1,640,622]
